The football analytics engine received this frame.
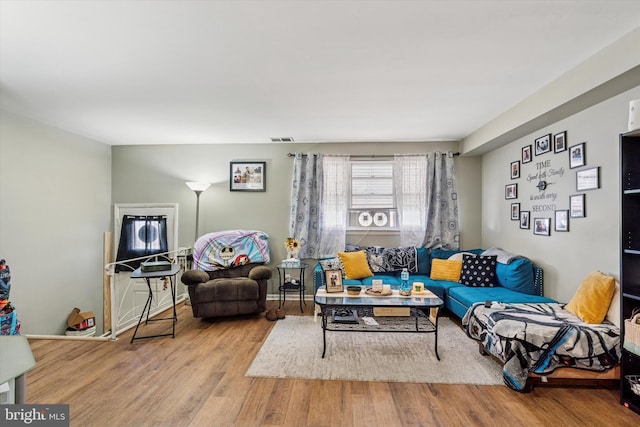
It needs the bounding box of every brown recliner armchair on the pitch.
[181,263,272,318]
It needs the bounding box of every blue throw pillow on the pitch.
[416,247,431,275]
[495,258,535,294]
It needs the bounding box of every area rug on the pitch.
[246,316,504,385]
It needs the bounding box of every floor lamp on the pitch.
[186,181,211,242]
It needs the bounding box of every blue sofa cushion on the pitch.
[360,274,401,286]
[459,254,498,287]
[448,286,556,309]
[495,258,535,294]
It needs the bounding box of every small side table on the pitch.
[130,264,181,343]
[275,262,309,313]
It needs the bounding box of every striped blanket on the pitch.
[462,302,620,391]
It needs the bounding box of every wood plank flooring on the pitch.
[25,301,639,426]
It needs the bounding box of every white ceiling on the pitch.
[1,0,639,146]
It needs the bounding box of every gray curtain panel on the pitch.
[288,153,324,258]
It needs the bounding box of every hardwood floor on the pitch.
[26,301,638,427]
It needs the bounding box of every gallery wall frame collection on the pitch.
[507,130,601,236]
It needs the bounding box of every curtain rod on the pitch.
[287,152,460,158]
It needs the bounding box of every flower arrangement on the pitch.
[284,237,301,259]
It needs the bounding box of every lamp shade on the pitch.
[186,182,211,193]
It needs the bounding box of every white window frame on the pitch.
[347,159,398,232]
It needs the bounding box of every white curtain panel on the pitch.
[394,154,427,246]
[318,155,350,257]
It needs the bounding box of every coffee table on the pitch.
[314,287,444,359]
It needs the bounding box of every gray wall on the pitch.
[0,111,112,335]
[481,85,640,302]
[112,141,482,295]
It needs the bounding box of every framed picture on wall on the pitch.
[505,183,518,199]
[533,218,551,236]
[520,211,530,229]
[535,134,551,156]
[570,194,586,218]
[554,131,567,153]
[510,203,520,220]
[510,161,520,179]
[576,167,600,191]
[522,145,532,164]
[555,210,569,232]
[230,161,266,192]
[569,142,586,169]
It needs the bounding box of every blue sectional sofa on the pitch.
[313,246,556,319]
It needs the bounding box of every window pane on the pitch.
[352,162,393,178]
[350,161,395,209]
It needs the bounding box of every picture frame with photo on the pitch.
[570,194,586,218]
[230,161,266,192]
[535,134,551,156]
[576,166,600,191]
[554,210,569,232]
[510,203,520,221]
[533,217,551,236]
[554,131,567,153]
[520,211,530,229]
[522,145,532,164]
[510,160,520,179]
[325,270,344,293]
[505,183,518,200]
[569,142,586,169]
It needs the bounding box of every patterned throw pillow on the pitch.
[359,246,385,272]
[319,257,345,277]
[459,254,498,287]
[381,247,418,273]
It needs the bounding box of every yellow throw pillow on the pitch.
[565,271,616,324]
[430,259,463,281]
[337,251,373,280]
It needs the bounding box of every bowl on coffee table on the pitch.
[346,286,362,295]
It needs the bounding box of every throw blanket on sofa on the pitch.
[462,302,620,391]
[193,230,270,271]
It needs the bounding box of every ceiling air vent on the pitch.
[270,137,295,143]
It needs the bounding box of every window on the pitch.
[115,215,169,272]
[348,160,397,230]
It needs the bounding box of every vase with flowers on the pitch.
[284,237,301,260]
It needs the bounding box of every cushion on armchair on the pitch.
[181,262,271,318]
